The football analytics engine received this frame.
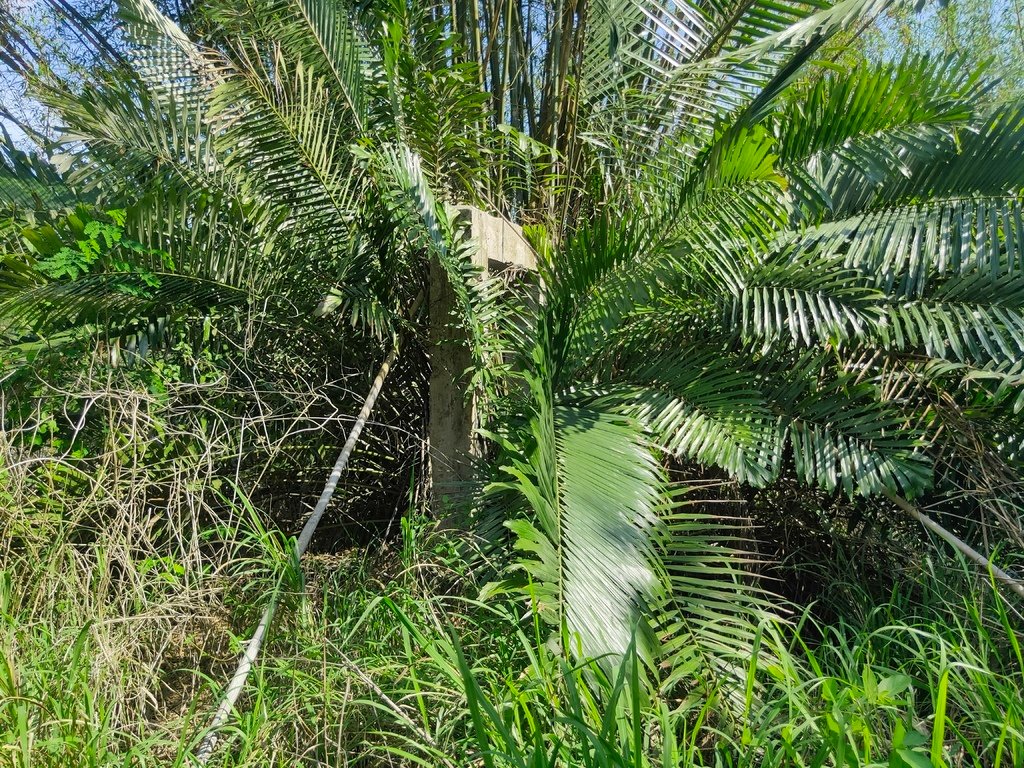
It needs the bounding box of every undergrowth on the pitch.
[1,375,1022,767]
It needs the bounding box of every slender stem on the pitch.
[192,341,401,765]
[888,493,1024,599]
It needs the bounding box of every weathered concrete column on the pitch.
[428,206,535,512]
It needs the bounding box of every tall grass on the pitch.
[1,377,1022,766]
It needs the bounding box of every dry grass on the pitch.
[0,361,374,764]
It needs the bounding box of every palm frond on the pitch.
[878,267,1024,365]
[120,0,213,97]
[580,0,895,183]
[655,500,778,714]
[813,100,1024,223]
[124,186,293,296]
[780,372,933,496]
[0,139,79,211]
[727,248,883,348]
[370,143,490,347]
[774,54,991,218]
[0,270,247,341]
[289,0,369,130]
[578,352,784,487]
[486,342,664,665]
[209,42,363,247]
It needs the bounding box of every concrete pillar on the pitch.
[428,206,535,512]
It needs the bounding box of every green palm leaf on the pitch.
[728,249,883,348]
[0,138,79,210]
[781,374,933,496]
[655,502,776,708]
[486,338,664,665]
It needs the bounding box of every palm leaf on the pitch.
[654,500,777,713]
[779,372,933,496]
[727,248,883,349]
[208,42,363,248]
[290,0,369,129]
[0,139,79,210]
[0,271,248,344]
[486,340,664,666]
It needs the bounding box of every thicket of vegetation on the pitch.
[2,0,1024,765]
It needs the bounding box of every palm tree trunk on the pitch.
[192,341,401,765]
[888,493,1024,599]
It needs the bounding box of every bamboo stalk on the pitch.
[191,341,401,765]
[888,493,1024,599]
